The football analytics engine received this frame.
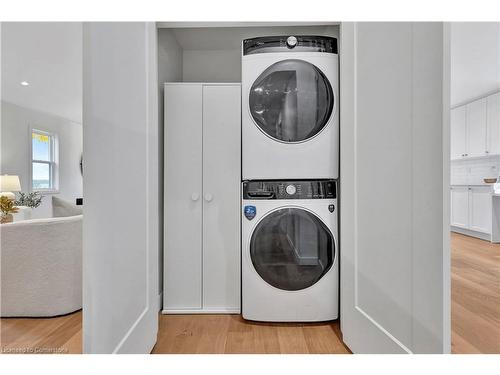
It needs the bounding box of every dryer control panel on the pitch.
[243,180,336,200]
[243,35,338,55]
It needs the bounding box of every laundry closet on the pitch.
[158,24,340,314]
[83,22,448,353]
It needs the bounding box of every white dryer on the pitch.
[241,179,338,322]
[242,35,339,180]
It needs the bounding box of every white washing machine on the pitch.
[241,179,338,322]
[242,35,339,180]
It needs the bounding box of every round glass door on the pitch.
[250,208,334,291]
[249,59,334,143]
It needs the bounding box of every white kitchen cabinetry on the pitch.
[450,186,469,228]
[466,99,488,158]
[487,92,500,155]
[163,83,241,313]
[450,185,494,240]
[469,186,492,234]
[450,106,467,160]
[451,92,500,160]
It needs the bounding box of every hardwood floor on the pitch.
[1,232,498,354]
[0,310,82,354]
[450,232,500,354]
[151,314,350,354]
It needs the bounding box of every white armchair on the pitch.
[0,215,82,317]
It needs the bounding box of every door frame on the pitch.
[442,22,452,354]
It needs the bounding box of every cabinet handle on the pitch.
[204,193,213,202]
[486,150,489,154]
[191,193,200,201]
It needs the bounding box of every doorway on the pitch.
[449,22,500,354]
[0,22,83,354]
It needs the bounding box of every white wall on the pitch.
[1,101,83,218]
[183,49,240,82]
[159,25,340,83]
[1,22,82,123]
[157,29,183,295]
[451,22,500,106]
[158,29,183,83]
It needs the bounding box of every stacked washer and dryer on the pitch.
[241,35,339,322]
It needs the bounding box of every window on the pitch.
[31,129,58,192]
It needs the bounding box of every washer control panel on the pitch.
[243,180,336,200]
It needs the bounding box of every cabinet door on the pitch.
[202,85,241,312]
[469,187,492,234]
[450,187,469,228]
[487,92,500,155]
[164,84,203,310]
[450,106,466,160]
[466,98,488,158]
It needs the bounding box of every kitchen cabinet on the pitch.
[163,83,241,313]
[469,186,492,234]
[466,98,488,158]
[450,186,469,228]
[450,106,467,160]
[451,92,500,160]
[450,185,493,238]
[487,92,500,155]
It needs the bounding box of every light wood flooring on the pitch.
[450,232,500,354]
[151,314,349,354]
[0,310,82,354]
[1,232,498,354]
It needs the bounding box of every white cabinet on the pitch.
[450,106,467,159]
[451,92,500,160]
[450,185,492,236]
[469,187,492,234]
[466,98,488,158]
[201,85,241,312]
[487,92,500,155]
[450,186,469,228]
[164,84,203,310]
[164,83,241,313]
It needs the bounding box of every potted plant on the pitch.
[0,196,19,224]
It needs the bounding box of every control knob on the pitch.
[286,184,297,195]
[286,36,298,48]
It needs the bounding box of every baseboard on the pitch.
[450,226,491,242]
[161,308,240,315]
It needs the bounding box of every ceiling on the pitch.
[451,22,500,106]
[169,25,338,51]
[1,22,82,123]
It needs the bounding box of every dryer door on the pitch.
[249,59,334,143]
[250,207,335,291]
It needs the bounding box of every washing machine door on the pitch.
[250,207,335,291]
[249,59,334,143]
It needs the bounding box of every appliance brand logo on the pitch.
[244,205,256,220]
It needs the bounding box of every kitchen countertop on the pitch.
[451,183,496,187]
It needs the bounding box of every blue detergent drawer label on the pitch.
[244,205,256,220]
